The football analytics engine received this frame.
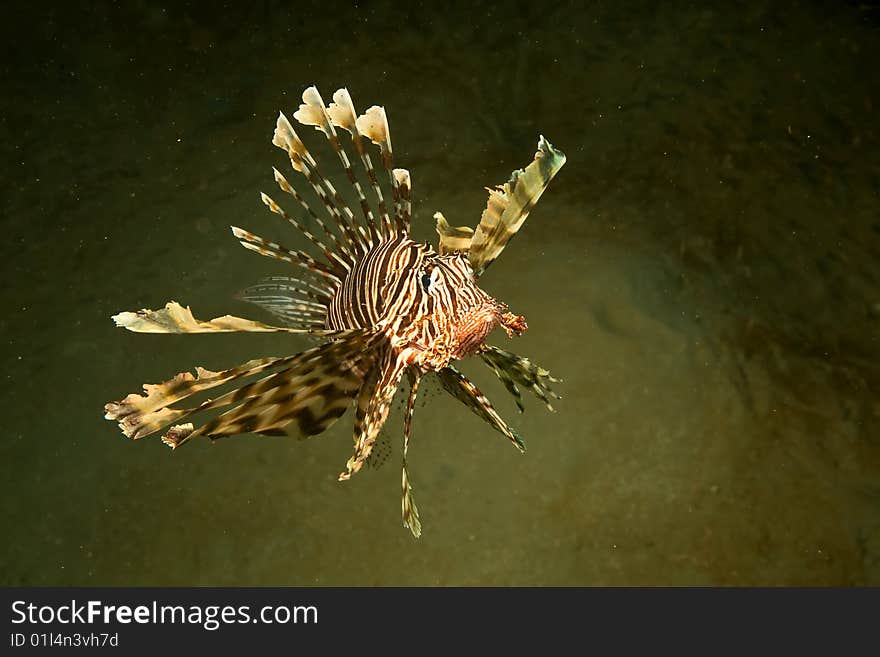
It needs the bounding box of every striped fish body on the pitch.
[104,86,566,538]
[328,235,524,372]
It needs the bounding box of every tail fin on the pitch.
[104,329,382,448]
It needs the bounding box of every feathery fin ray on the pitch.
[479,345,561,412]
[393,168,412,232]
[272,111,361,258]
[435,212,475,256]
[401,371,422,537]
[436,365,525,453]
[445,136,566,275]
[355,105,401,224]
[111,301,328,335]
[328,88,395,238]
[105,330,381,448]
[339,347,408,481]
[294,86,375,247]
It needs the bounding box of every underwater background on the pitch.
[1,0,878,585]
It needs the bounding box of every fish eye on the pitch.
[421,273,432,291]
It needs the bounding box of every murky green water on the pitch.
[2,1,878,585]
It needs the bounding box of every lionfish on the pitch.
[104,86,566,537]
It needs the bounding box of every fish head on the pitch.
[409,252,526,369]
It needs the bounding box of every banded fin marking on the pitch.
[479,345,561,412]
[339,347,408,481]
[273,112,362,258]
[435,211,475,256]
[231,226,342,286]
[270,167,350,267]
[294,86,376,247]
[327,88,395,238]
[239,275,331,303]
[236,278,327,330]
[261,187,349,273]
[105,355,298,440]
[393,168,412,233]
[436,365,525,453]
[468,136,566,276]
[106,330,380,448]
[401,370,422,538]
[355,105,402,225]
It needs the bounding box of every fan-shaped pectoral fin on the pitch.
[104,329,379,448]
